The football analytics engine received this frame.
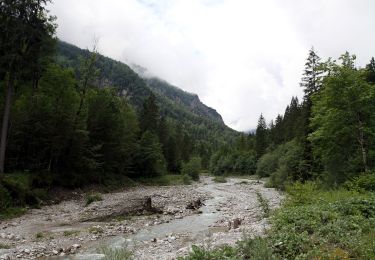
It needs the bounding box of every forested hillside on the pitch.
[0,1,238,215]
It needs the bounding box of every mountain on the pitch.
[55,41,239,149]
[144,78,224,124]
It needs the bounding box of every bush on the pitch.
[0,184,11,210]
[210,150,256,176]
[257,139,303,189]
[213,176,227,183]
[2,172,40,206]
[181,156,201,181]
[99,246,133,260]
[345,171,375,192]
[85,193,103,206]
[268,183,375,259]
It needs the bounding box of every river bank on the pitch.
[0,176,283,260]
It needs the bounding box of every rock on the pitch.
[52,250,59,255]
[0,255,11,260]
[232,218,241,229]
[24,249,30,254]
[186,199,204,210]
[151,238,157,243]
[0,233,6,239]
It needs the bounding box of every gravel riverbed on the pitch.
[0,176,283,260]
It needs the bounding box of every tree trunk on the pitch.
[357,113,368,172]
[0,74,14,174]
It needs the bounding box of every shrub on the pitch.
[181,156,201,181]
[0,184,11,210]
[237,236,275,260]
[99,246,133,260]
[213,176,227,183]
[345,171,375,192]
[257,139,303,189]
[85,193,103,206]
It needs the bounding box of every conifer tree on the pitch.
[365,57,375,84]
[139,94,160,134]
[255,114,268,159]
[300,47,323,100]
[0,0,56,173]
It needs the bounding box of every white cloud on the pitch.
[49,0,375,131]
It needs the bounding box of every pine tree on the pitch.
[309,53,375,184]
[255,114,268,159]
[365,57,375,84]
[299,48,323,180]
[300,47,323,100]
[139,94,160,134]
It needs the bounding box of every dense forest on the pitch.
[1,1,375,259]
[211,49,375,188]
[1,0,374,209]
[0,0,238,211]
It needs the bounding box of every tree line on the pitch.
[0,0,224,211]
[251,49,375,188]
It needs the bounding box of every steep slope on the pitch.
[145,77,224,124]
[55,41,239,148]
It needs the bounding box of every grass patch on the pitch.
[0,243,10,249]
[256,191,270,218]
[99,246,133,260]
[63,230,80,237]
[137,174,192,186]
[85,193,103,206]
[213,176,227,183]
[89,226,104,234]
[35,232,44,239]
[0,207,27,220]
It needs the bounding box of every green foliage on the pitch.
[138,174,190,186]
[0,207,27,220]
[99,246,133,260]
[213,176,227,183]
[2,173,42,206]
[344,171,375,192]
[181,156,201,181]
[309,53,375,184]
[237,236,275,260]
[269,183,375,259]
[210,149,256,176]
[85,193,103,206]
[63,230,80,237]
[137,131,167,177]
[0,243,10,249]
[255,114,268,158]
[257,139,303,189]
[0,184,11,210]
[35,232,44,239]
[256,192,270,218]
[182,245,238,260]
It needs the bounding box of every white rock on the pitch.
[72,244,81,249]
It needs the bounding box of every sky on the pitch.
[49,0,375,131]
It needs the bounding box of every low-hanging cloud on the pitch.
[49,0,375,131]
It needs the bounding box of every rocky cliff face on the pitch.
[144,77,224,124]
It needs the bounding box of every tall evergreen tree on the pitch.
[139,94,160,134]
[309,53,375,184]
[300,47,323,100]
[365,57,375,84]
[255,114,268,159]
[0,0,56,173]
